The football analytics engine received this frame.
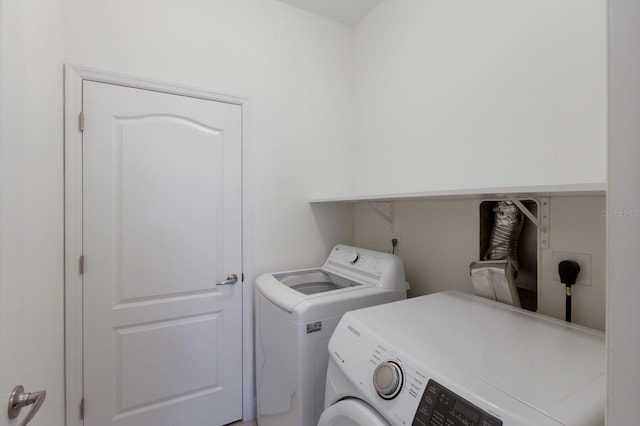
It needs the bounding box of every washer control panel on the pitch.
[323,245,406,291]
[413,379,503,426]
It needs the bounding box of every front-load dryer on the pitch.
[320,291,606,426]
[255,244,407,426]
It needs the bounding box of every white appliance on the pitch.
[320,291,606,426]
[255,244,407,426]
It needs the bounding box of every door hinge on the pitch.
[79,112,84,132]
[80,398,84,420]
[242,273,244,282]
[79,255,85,275]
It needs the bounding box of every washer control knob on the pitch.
[348,252,360,264]
[373,361,403,400]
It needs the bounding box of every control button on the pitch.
[373,360,403,400]
[348,252,360,264]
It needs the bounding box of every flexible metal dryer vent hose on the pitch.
[483,201,525,274]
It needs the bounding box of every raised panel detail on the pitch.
[116,313,221,412]
[119,116,224,302]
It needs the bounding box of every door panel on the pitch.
[119,115,223,300]
[117,314,220,409]
[82,81,242,426]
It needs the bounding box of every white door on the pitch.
[82,81,242,426]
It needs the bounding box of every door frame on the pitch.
[64,65,251,425]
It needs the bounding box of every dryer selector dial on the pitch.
[348,252,360,264]
[373,360,403,400]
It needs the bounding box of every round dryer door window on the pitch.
[318,398,389,426]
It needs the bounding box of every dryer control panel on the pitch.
[413,379,502,426]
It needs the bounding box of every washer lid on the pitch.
[256,269,372,314]
[255,245,407,316]
[318,399,389,426]
[273,269,362,295]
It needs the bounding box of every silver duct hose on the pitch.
[470,200,526,307]
[483,200,524,274]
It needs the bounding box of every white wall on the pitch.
[607,0,640,422]
[354,196,606,330]
[538,196,606,330]
[65,0,356,273]
[352,0,607,196]
[2,1,356,425]
[0,0,65,425]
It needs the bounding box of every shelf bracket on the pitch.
[508,197,550,249]
[509,198,539,227]
[367,202,393,225]
[539,197,550,249]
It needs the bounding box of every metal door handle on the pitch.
[8,385,46,426]
[217,274,238,285]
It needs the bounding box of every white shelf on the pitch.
[309,183,607,203]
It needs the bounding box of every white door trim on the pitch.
[64,65,251,425]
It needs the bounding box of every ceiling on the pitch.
[275,0,382,26]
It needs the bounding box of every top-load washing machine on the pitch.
[255,244,407,426]
[320,291,606,426]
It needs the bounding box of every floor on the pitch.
[229,421,256,426]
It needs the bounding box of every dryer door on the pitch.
[318,398,390,426]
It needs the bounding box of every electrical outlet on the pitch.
[391,232,401,253]
[552,251,592,286]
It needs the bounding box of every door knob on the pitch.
[216,274,238,285]
[7,385,46,426]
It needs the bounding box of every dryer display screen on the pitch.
[412,379,502,426]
